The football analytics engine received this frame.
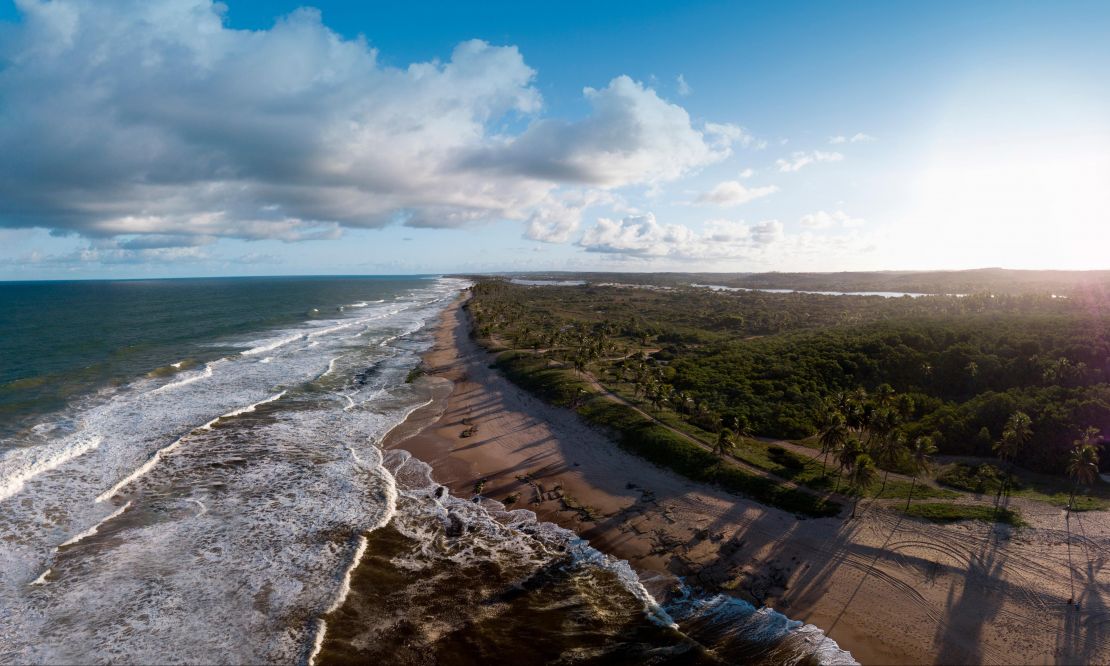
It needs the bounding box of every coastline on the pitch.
[345,294,1109,665]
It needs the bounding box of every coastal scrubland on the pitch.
[465,277,1110,520]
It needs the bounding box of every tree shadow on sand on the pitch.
[1054,510,1110,664]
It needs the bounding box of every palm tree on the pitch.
[1067,434,1101,513]
[817,412,849,478]
[993,411,1033,502]
[875,383,896,408]
[1065,435,1100,605]
[834,437,864,493]
[848,454,878,519]
[869,409,903,495]
[714,428,736,462]
[572,353,587,376]
[732,415,753,441]
[906,435,937,509]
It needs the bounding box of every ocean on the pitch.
[0,276,854,665]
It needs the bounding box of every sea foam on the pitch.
[0,435,103,502]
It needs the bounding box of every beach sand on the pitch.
[377,296,1110,665]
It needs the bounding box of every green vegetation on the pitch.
[494,350,839,517]
[904,502,1025,527]
[467,277,1109,524]
[938,463,1006,495]
[470,279,1107,476]
[938,462,1110,511]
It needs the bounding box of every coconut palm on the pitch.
[1065,434,1100,604]
[875,383,896,408]
[993,411,1033,502]
[1067,435,1101,513]
[906,435,937,509]
[869,409,903,495]
[817,412,849,478]
[848,454,878,519]
[714,428,736,462]
[732,415,753,441]
[834,437,864,493]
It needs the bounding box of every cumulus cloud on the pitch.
[749,219,785,245]
[465,76,733,187]
[524,191,613,244]
[694,180,779,207]
[775,150,844,172]
[799,209,866,229]
[577,213,784,260]
[0,1,735,246]
[829,132,876,144]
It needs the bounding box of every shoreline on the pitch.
[349,294,1109,665]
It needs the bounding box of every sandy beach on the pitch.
[377,295,1110,665]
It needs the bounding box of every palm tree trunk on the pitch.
[1067,508,1075,603]
[879,468,890,497]
[906,476,917,511]
[994,462,1006,509]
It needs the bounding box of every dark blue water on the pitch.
[0,276,432,437]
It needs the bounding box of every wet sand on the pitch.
[375,296,1110,665]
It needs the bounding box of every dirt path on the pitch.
[575,368,827,497]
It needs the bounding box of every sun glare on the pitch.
[897,127,1110,270]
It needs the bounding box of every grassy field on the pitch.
[938,461,1110,511]
[904,502,1026,527]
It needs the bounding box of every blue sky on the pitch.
[1,0,1108,279]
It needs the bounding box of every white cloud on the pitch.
[749,219,785,245]
[703,122,760,150]
[465,75,734,187]
[702,219,752,244]
[775,150,844,172]
[737,168,755,179]
[0,1,734,246]
[676,73,692,96]
[577,213,784,260]
[524,191,612,243]
[695,180,779,207]
[799,209,866,229]
[12,244,212,267]
[829,132,876,144]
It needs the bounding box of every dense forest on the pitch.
[469,279,1109,477]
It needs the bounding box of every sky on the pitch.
[1,0,1108,279]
